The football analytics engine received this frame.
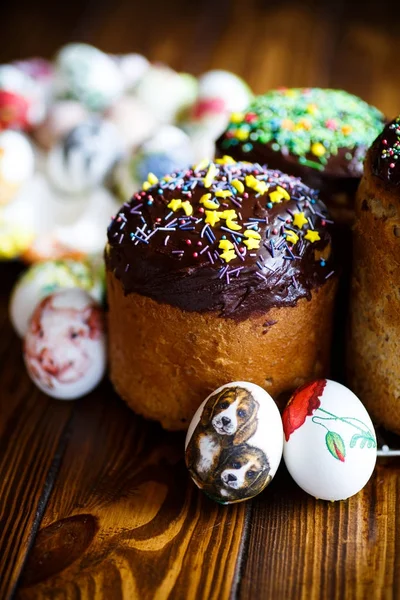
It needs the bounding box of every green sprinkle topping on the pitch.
[222,88,385,171]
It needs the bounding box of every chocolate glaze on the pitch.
[106,160,336,320]
[215,140,361,205]
[371,116,400,187]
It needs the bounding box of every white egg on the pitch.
[0,130,35,205]
[197,70,252,113]
[135,65,198,123]
[111,53,150,91]
[54,43,124,111]
[283,379,377,501]
[47,119,123,194]
[23,288,106,400]
[185,381,283,504]
[10,259,104,337]
[106,96,157,150]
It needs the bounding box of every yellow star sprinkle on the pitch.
[163,175,172,182]
[293,212,308,229]
[311,142,326,157]
[269,190,284,204]
[276,185,290,200]
[244,230,261,240]
[167,199,182,212]
[215,190,232,198]
[232,179,244,194]
[194,158,210,172]
[147,172,158,185]
[245,175,258,189]
[220,209,237,221]
[204,163,218,188]
[220,249,237,263]
[305,230,321,243]
[215,155,236,165]
[205,210,221,227]
[225,219,242,231]
[243,238,260,250]
[230,112,244,124]
[142,181,151,191]
[219,239,234,251]
[181,201,193,216]
[255,181,269,195]
[284,230,299,245]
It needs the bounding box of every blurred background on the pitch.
[2,0,400,116]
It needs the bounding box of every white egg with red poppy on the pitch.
[282,379,377,501]
[185,381,283,505]
[23,288,106,400]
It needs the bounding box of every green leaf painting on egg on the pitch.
[311,407,376,463]
[325,431,346,462]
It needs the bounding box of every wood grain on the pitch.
[0,0,400,598]
[0,266,74,600]
[17,389,248,599]
[239,461,400,600]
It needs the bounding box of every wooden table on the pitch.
[1,1,400,598]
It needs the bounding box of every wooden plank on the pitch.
[238,461,400,599]
[16,389,248,599]
[0,265,74,600]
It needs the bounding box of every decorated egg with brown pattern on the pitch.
[23,288,106,400]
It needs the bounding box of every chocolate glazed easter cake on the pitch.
[348,116,400,433]
[216,89,385,224]
[106,157,337,430]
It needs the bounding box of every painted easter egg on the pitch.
[185,382,283,504]
[0,90,30,131]
[23,288,106,400]
[54,43,124,111]
[106,96,157,150]
[113,125,193,199]
[0,130,35,205]
[10,258,104,337]
[47,119,123,194]
[110,53,150,91]
[197,70,252,114]
[13,57,54,84]
[34,100,88,150]
[283,379,377,501]
[135,65,198,123]
[0,64,46,128]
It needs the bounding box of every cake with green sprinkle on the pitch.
[216,88,385,223]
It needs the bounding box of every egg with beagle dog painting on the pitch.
[185,382,283,504]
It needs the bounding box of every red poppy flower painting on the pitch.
[282,379,327,441]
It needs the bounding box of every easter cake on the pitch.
[106,157,337,430]
[348,116,400,434]
[216,89,385,224]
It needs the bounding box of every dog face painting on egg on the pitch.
[185,382,283,504]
